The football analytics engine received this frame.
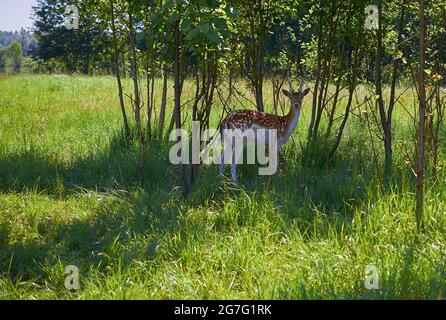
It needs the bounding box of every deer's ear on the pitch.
[282,89,290,97]
[302,88,310,97]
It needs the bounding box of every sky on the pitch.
[0,0,38,31]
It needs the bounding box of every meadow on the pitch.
[0,74,445,299]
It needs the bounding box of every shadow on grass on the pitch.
[0,130,405,206]
[0,132,173,195]
[0,130,410,290]
[230,135,409,239]
[0,132,185,284]
[0,184,183,285]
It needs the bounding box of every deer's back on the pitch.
[222,110,287,134]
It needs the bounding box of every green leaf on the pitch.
[206,29,220,43]
[181,20,192,33]
[213,18,228,32]
[185,28,200,41]
[168,12,181,24]
[198,23,210,34]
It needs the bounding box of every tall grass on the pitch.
[0,74,445,299]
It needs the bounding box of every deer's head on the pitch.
[282,87,310,109]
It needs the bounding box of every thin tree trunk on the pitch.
[173,21,187,195]
[128,9,144,169]
[309,13,323,140]
[158,67,168,140]
[325,75,342,137]
[228,68,234,105]
[128,14,141,126]
[416,0,426,231]
[110,0,130,141]
[313,3,337,139]
[174,23,181,133]
[329,22,364,160]
[146,56,153,139]
[122,51,126,78]
[255,80,264,112]
[329,87,354,160]
[386,2,406,177]
[375,2,392,177]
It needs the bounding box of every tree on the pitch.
[109,0,131,140]
[0,48,6,73]
[9,41,23,73]
[416,0,427,230]
[0,41,24,73]
[232,0,292,112]
[33,0,111,74]
[373,0,408,179]
[0,30,38,57]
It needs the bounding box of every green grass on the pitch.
[0,74,445,299]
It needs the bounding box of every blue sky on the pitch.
[0,0,38,31]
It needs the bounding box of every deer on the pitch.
[219,78,310,184]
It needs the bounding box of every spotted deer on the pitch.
[220,80,310,184]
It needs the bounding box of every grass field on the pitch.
[0,74,445,299]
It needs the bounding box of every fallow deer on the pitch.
[220,80,310,184]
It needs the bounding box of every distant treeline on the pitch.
[0,30,38,57]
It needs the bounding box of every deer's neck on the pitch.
[284,103,301,140]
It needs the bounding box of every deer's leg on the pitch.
[220,129,229,181]
[220,153,225,179]
[230,149,238,185]
[276,146,281,176]
[230,164,238,185]
[230,143,239,185]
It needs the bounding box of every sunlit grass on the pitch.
[0,74,445,299]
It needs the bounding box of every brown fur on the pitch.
[221,88,310,141]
